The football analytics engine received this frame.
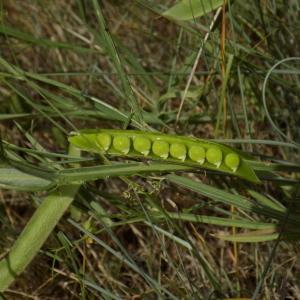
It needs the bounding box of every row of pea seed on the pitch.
[96,133,240,172]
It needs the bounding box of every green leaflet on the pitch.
[68,129,260,183]
[163,0,224,21]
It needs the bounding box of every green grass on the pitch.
[0,0,299,299]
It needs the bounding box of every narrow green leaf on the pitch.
[167,174,300,225]
[90,201,113,227]
[247,189,286,213]
[215,231,279,243]
[0,24,92,53]
[117,212,276,230]
[156,212,276,230]
[0,162,53,191]
[91,0,144,124]
[144,221,193,250]
[58,162,192,184]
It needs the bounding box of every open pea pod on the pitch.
[68,129,260,183]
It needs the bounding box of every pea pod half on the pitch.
[68,129,260,183]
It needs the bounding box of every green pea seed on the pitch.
[96,133,112,151]
[152,140,169,159]
[113,136,131,154]
[169,143,186,161]
[133,136,151,156]
[206,147,223,168]
[225,153,240,172]
[188,145,205,164]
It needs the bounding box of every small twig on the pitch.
[176,7,222,123]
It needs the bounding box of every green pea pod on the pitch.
[68,129,260,183]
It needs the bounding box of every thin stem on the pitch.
[176,7,222,123]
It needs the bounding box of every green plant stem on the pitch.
[0,146,81,292]
[0,184,80,292]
